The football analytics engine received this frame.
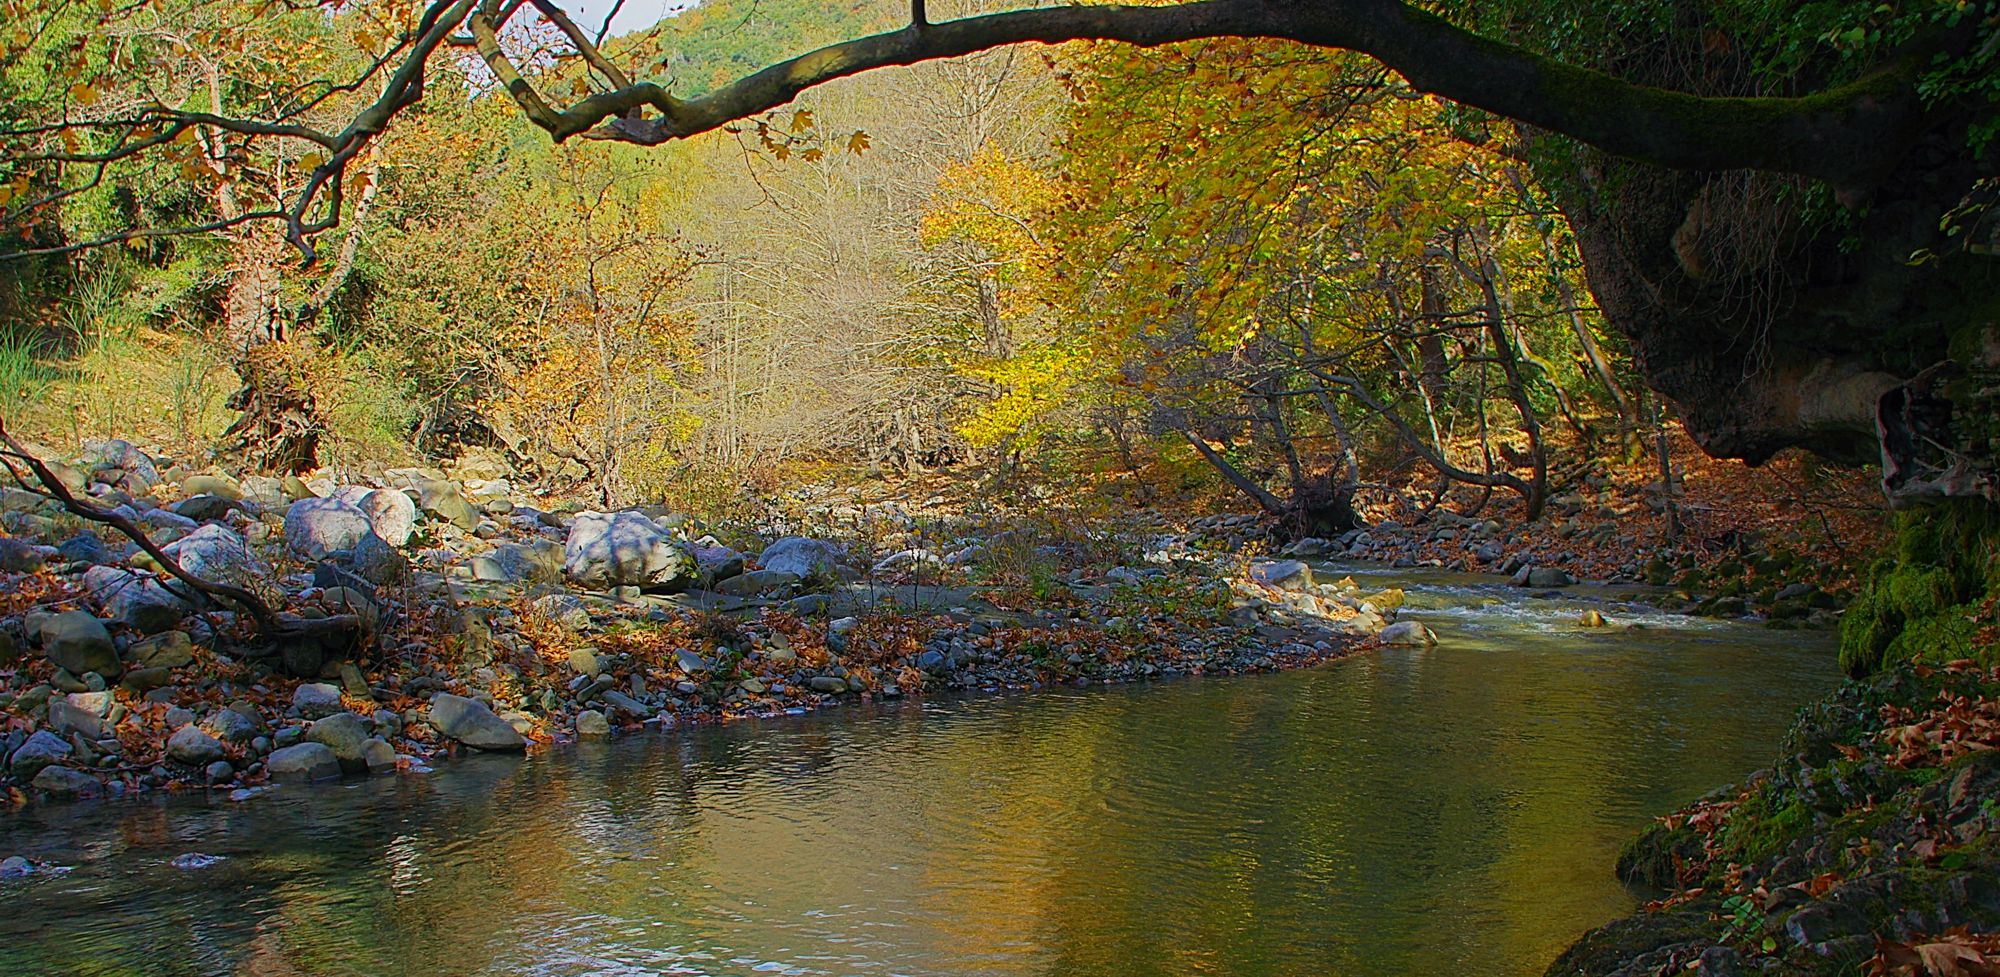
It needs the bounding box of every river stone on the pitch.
[575,709,611,738]
[0,537,45,573]
[713,569,801,596]
[361,737,397,773]
[33,765,102,798]
[807,675,849,693]
[307,713,371,773]
[50,691,115,737]
[8,730,72,781]
[127,630,195,669]
[427,693,526,751]
[562,511,694,590]
[81,439,158,487]
[39,610,121,677]
[166,725,227,766]
[415,479,480,532]
[758,537,840,582]
[181,474,243,500]
[292,683,346,720]
[170,494,240,521]
[600,690,650,721]
[57,531,111,566]
[357,489,417,547]
[1249,560,1314,591]
[202,708,259,744]
[284,498,377,560]
[1579,610,1609,627]
[1377,621,1438,646]
[163,524,261,586]
[266,742,341,783]
[82,566,187,635]
[1526,567,1576,588]
[472,539,563,584]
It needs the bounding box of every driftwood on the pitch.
[0,420,363,647]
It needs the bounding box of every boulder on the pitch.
[575,710,611,738]
[307,712,371,773]
[80,439,158,486]
[49,691,114,738]
[82,566,187,635]
[561,511,694,590]
[126,630,195,669]
[170,494,240,521]
[357,489,416,547]
[414,479,480,532]
[472,539,562,584]
[202,708,260,744]
[163,524,261,586]
[38,610,121,677]
[0,537,45,572]
[292,683,346,720]
[32,765,101,798]
[166,725,227,766]
[265,742,341,783]
[344,532,409,585]
[1526,567,1576,588]
[8,730,73,781]
[283,498,377,560]
[758,537,840,581]
[427,693,526,751]
[360,737,397,773]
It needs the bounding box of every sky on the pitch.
[555,0,702,39]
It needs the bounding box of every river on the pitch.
[0,565,1839,977]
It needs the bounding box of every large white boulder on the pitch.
[561,511,694,590]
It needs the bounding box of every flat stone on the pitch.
[49,691,115,738]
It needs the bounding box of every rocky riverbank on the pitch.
[1549,661,2000,977]
[0,437,1412,810]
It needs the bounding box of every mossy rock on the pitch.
[1840,499,2000,677]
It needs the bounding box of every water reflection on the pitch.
[0,566,1836,977]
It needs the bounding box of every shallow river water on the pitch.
[0,565,1838,977]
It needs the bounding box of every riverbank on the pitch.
[2,436,1403,809]
[1550,660,2000,977]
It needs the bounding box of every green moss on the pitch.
[1841,500,2000,677]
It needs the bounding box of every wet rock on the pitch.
[1377,621,1437,646]
[361,737,397,773]
[266,742,341,783]
[205,760,235,784]
[284,498,377,560]
[758,537,840,582]
[7,730,72,781]
[427,693,526,751]
[38,610,120,677]
[1527,567,1576,588]
[562,511,694,590]
[166,725,227,766]
[292,683,346,720]
[32,765,101,798]
[82,566,186,635]
[1579,610,1609,627]
[575,710,612,738]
